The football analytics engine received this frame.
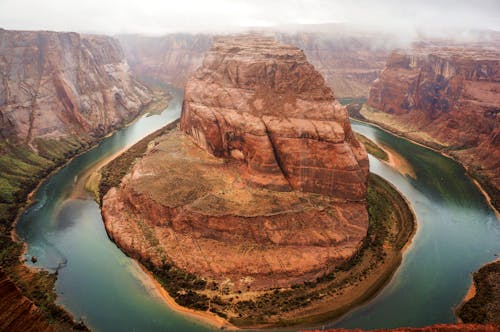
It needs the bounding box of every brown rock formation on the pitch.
[102,35,369,290]
[367,47,500,210]
[0,29,152,142]
[181,35,369,199]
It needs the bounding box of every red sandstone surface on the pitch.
[181,35,369,199]
[102,35,369,290]
[118,28,390,98]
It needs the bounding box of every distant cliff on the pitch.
[118,31,390,98]
[366,47,500,210]
[118,34,213,88]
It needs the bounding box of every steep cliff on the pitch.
[102,36,369,293]
[366,47,500,210]
[0,29,154,230]
[0,29,153,330]
[0,29,152,142]
[277,31,389,98]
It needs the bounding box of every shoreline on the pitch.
[454,258,500,323]
[350,116,500,219]
[7,94,171,329]
[135,262,237,330]
[310,175,419,329]
[100,128,417,330]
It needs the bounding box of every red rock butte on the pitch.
[102,35,370,290]
[181,35,369,200]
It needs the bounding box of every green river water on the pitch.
[15,91,499,331]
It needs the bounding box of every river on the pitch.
[15,92,500,331]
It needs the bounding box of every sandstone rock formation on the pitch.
[366,47,500,210]
[0,29,152,143]
[118,27,391,98]
[102,35,369,291]
[181,35,369,199]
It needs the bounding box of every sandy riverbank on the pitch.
[381,144,416,179]
[133,262,237,330]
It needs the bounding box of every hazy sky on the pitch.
[0,0,499,36]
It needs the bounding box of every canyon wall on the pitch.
[0,29,152,143]
[367,47,500,209]
[0,29,153,329]
[118,31,390,98]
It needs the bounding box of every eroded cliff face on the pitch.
[0,29,152,143]
[367,48,500,209]
[181,35,369,199]
[102,36,369,291]
[118,31,389,98]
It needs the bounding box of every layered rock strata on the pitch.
[102,36,369,290]
[0,29,152,142]
[367,47,500,210]
[181,35,369,199]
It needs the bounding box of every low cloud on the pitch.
[0,0,498,37]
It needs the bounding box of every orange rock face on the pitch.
[181,35,369,200]
[368,47,500,209]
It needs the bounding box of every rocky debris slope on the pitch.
[102,35,369,290]
[0,270,52,332]
[367,47,500,210]
[0,29,152,143]
[181,35,369,199]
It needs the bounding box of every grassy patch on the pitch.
[99,120,179,202]
[355,133,389,161]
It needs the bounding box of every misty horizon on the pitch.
[0,0,499,40]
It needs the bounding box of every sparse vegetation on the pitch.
[458,260,500,324]
[106,169,414,327]
[99,120,179,202]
